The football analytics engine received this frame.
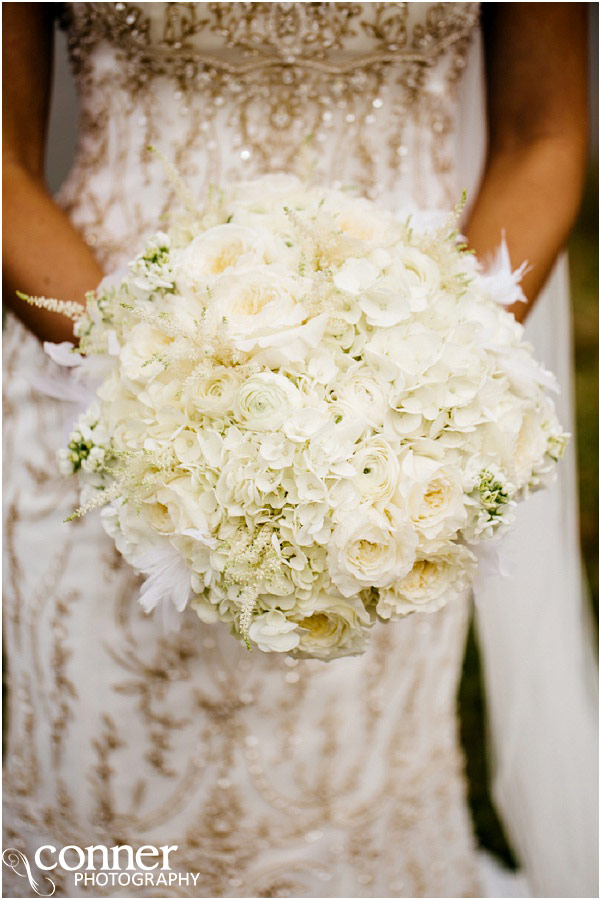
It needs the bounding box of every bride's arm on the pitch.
[3,4,103,343]
[465,3,588,322]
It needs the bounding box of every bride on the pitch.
[3,3,597,898]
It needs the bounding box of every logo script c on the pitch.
[2,848,56,897]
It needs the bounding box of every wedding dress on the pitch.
[3,4,597,898]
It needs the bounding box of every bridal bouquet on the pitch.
[24,174,567,660]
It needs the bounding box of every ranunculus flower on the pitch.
[352,436,401,505]
[186,369,241,417]
[234,372,301,432]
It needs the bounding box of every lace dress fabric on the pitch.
[3,4,484,897]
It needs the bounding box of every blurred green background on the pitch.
[570,166,599,609]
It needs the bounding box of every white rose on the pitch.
[207,267,327,366]
[397,453,467,540]
[176,223,273,290]
[328,505,418,597]
[292,590,372,660]
[234,372,301,432]
[248,609,300,653]
[352,437,400,505]
[209,265,303,328]
[149,475,212,535]
[376,543,476,617]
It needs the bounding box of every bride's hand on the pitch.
[3,4,104,344]
[465,3,588,321]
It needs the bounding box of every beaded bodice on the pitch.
[58,2,479,268]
